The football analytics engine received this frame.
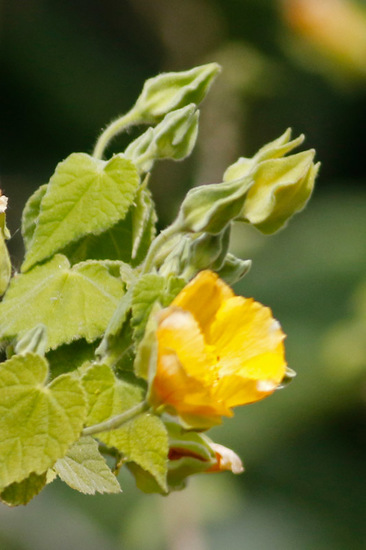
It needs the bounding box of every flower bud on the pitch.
[224,129,319,234]
[132,63,221,123]
[178,175,253,234]
[126,105,199,173]
[241,150,319,234]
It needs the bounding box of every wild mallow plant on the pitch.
[0,63,319,506]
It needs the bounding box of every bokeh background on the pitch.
[1,0,366,548]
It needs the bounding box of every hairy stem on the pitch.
[93,109,142,160]
[82,400,149,436]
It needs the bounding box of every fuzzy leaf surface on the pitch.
[22,153,139,271]
[100,413,168,493]
[82,363,144,427]
[0,353,86,490]
[0,254,124,350]
[82,364,167,491]
[54,436,121,494]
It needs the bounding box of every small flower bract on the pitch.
[151,270,287,428]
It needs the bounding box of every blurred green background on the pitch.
[1,0,366,548]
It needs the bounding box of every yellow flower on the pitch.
[150,270,287,428]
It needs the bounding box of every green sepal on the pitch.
[0,255,125,351]
[165,419,217,490]
[0,352,86,490]
[215,253,252,285]
[0,472,48,507]
[54,436,121,495]
[125,105,199,173]
[223,128,305,182]
[132,63,220,123]
[22,153,140,272]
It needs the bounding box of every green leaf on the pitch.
[62,211,134,265]
[22,153,140,272]
[131,274,185,342]
[21,184,47,253]
[0,353,86,490]
[54,436,121,495]
[46,339,97,379]
[0,472,48,507]
[82,364,167,491]
[101,413,168,493]
[82,363,144,428]
[59,187,155,268]
[0,254,125,351]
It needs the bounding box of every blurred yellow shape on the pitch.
[282,0,366,77]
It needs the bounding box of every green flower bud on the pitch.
[223,129,319,234]
[178,175,253,234]
[125,105,199,173]
[132,63,221,123]
[240,150,319,234]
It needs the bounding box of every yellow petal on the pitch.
[209,296,286,377]
[157,307,214,381]
[172,270,234,335]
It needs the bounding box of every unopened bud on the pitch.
[132,63,221,123]
[125,105,199,173]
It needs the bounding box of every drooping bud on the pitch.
[132,63,221,124]
[125,105,199,173]
[241,150,319,234]
[224,129,319,234]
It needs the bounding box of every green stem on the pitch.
[140,220,183,275]
[93,109,142,160]
[82,400,149,436]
